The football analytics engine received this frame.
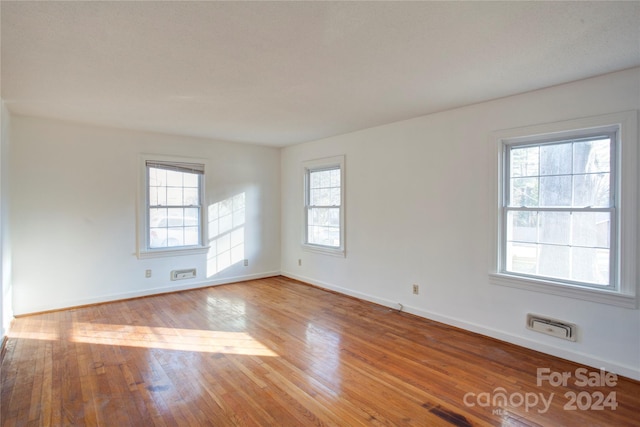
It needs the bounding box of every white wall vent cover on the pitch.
[171,268,196,281]
[527,314,577,342]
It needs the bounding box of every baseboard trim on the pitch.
[281,271,640,381]
[14,271,281,317]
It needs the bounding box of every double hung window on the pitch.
[492,112,637,307]
[139,156,208,258]
[303,156,345,255]
[504,133,615,287]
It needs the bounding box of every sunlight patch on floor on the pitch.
[69,322,278,356]
[11,320,278,356]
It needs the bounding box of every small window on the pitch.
[303,156,345,256]
[139,156,208,258]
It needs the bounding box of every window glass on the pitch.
[147,163,203,250]
[303,157,345,254]
[504,135,614,288]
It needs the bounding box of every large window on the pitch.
[138,156,208,258]
[491,112,637,307]
[303,156,345,255]
[504,133,615,287]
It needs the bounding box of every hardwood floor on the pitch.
[1,276,638,426]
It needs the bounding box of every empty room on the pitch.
[1,1,639,426]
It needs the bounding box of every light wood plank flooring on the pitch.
[1,276,639,426]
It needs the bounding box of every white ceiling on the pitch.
[2,1,639,147]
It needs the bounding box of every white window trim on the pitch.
[302,155,346,257]
[489,111,638,308]
[137,154,210,259]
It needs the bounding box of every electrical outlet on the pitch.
[243,259,249,267]
[145,269,152,278]
[298,259,302,266]
[412,284,419,295]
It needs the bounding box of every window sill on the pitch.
[489,273,637,308]
[302,243,345,258]
[138,246,210,259]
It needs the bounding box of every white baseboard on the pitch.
[16,271,281,316]
[281,271,640,381]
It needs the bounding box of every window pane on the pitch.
[510,177,538,206]
[149,187,166,206]
[572,212,610,248]
[506,242,537,274]
[538,244,570,280]
[308,225,320,244]
[149,228,168,248]
[510,146,539,177]
[312,188,332,205]
[184,226,199,246]
[507,211,538,243]
[149,187,158,206]
[167,228,184,246]
[328,208,340,226]
[505,211,612,284]
[318,170,331,187]
[308,225,339,247]
[310,171,321,188]
[166,208,184,226]
[149,168,159,186]
[166,170,183,187]
[539,176,571,207]
[309,207,329,226]
[330,169,340,187]
[184,208,199,226]
[573,173,610,207]
[572,247,609,285]
[330,188,341,206]
[150,208,167,225]
[150,168,166,186]
[167,188,183,205]
[183,173,198,188]
[539,212,570,245]
[573,138,610,174]
[184,188,199,205]
[540,143,572,176]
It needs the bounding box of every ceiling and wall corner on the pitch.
[1,1,639,146]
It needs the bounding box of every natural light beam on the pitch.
[68,322,278,356]
[8,320,60,341]
[207,192,246,277]
[8,319,277,357]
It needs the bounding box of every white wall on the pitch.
[1,101,12,338]
[281,68,640,380]
[10,116,281,314]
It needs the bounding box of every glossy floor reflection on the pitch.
[2,276,639,426]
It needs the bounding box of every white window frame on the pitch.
[302,155,346,257]
[490,111,638,308]
[137,154,209,259]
